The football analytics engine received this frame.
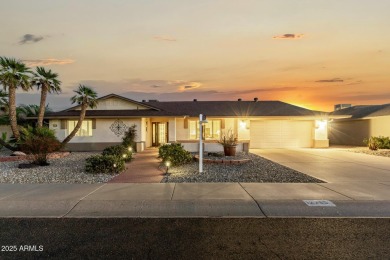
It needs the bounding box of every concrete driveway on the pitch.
[250,148,390,184]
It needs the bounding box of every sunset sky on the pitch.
[1,0,389,111]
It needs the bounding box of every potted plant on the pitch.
[218,129,238,156]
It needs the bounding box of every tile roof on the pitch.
[45,100,327,118]
[330,104,390,118]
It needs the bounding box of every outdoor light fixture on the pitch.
[122,154,127,158]
[165,161,170,174]
[128,147,132,152]
[239,120,247,129]
[315,120,327,130]
[113,163,117,168]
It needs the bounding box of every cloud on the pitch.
[22,58,75,66]
[153,35,177,42]
[273,34,304,39]
[81,79,202,93]
[315,78,344,83]
[19,34,45,44]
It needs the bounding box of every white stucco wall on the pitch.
[75,97,149,110]
[370,116,390,136]
[50,118,142,143]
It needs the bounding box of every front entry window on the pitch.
[189,120,221,140]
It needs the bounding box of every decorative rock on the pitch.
[11,151,27,156]
[163,152,324,183]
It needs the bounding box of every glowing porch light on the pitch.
[315,120,327,130]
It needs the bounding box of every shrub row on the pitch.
[85,144,132,174]
[85,125,137,174]
[158,143,193,166]
[364,136,390,150]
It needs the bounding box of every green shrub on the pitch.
[85,154,125,174]
[18,126,61,165]
[364,136,390,150]
[122,124,137,150]
[0,132,7,149]
[158,143,192,166]
[102,144,132,162]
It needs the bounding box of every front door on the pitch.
[152,122,168,146]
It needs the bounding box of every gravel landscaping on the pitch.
[0,149,118,184]
[161,152,324,183]
[345,147,390,158]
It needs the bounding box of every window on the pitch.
[189,120,221,140]
[68,120,93,136]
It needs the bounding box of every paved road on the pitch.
[0,218,389,259]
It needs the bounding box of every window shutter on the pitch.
[221,119,225,129]
[60,120,67,129]
[184,118,188,129]
[92,119,96,129]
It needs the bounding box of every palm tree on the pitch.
[0,90,7,109]
[62,85,98,145]
[0,57,32,139]
[32,67,61,127]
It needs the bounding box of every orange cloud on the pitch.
[153,35,177,42]
[273,34,304,39]
[22,58,75,66]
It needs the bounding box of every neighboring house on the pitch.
[45,94,334,152]
[329,104,390,146]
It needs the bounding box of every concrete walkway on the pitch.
[109,148,164,183]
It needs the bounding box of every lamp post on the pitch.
[199,114,208,173]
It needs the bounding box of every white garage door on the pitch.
[250,120,313,148]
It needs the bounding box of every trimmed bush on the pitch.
[122,124,137,150]
[102,144,132,162]
[18,126,61,165]
[158,143,192,166]
[364,136,390,150]
[85,154,125,174]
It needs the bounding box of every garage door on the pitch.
[250,120,313,148]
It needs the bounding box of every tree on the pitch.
[17,104,53,126]
[32,67,61,127]
[0,57,32,140]
[0,90,7,111]
[62,85,98,145]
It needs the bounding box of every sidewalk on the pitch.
[109,148,164,183]
[0,182,389,218]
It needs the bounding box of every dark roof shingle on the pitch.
[46,100,327,118]
[330,104,390,118]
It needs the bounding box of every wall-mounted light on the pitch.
[315,120,327,130]
[239,120,250,129]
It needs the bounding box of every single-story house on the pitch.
[44,94,337,152]
[329,104,390,146]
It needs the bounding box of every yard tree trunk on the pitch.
[8,86,20,139]
[0,137,16,151]
[37,85,48,128]
[61,103,88,145]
